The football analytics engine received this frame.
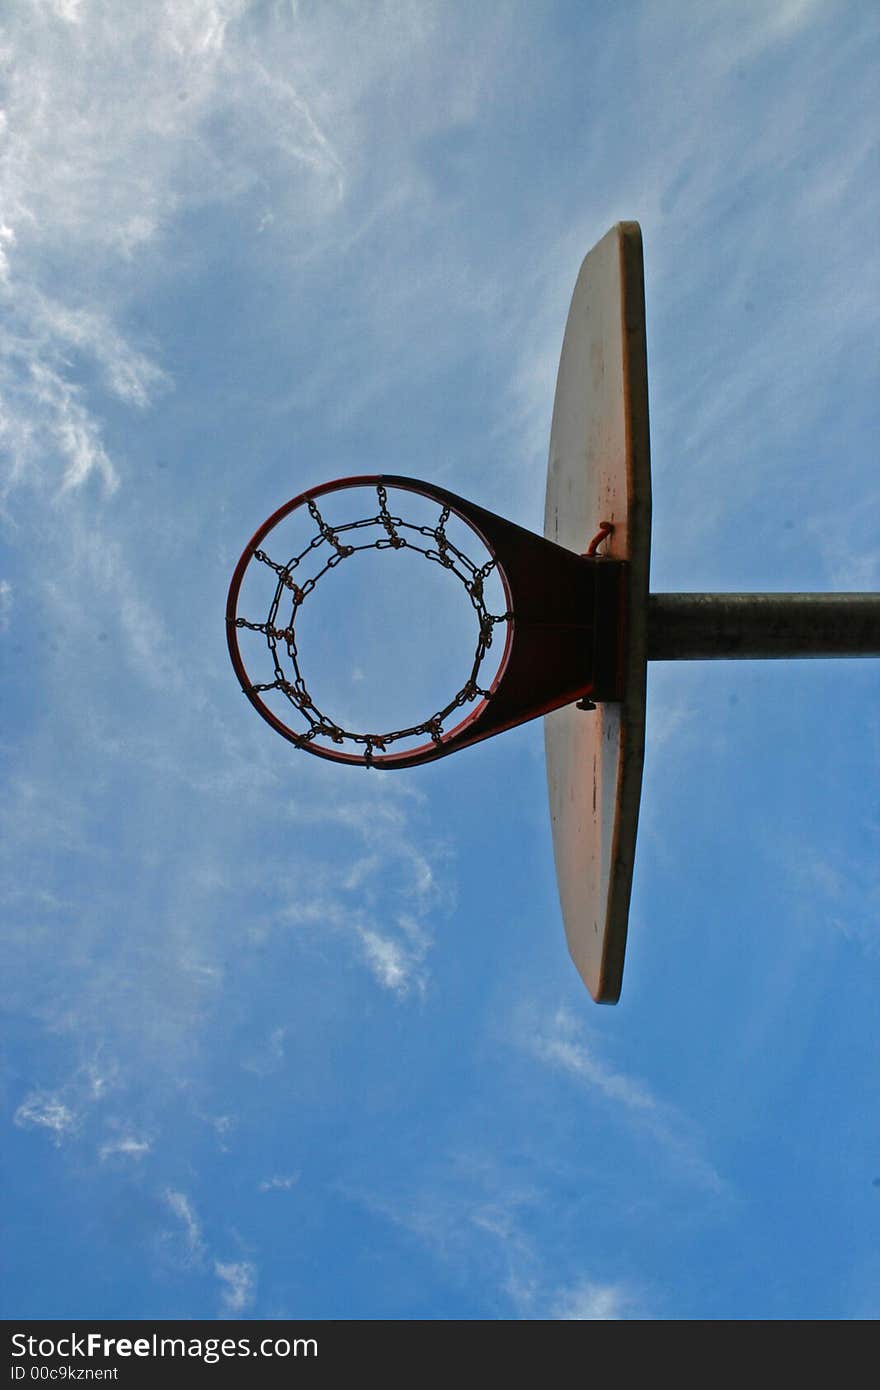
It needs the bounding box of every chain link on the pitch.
[306,498,354,558]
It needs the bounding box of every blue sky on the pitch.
[1,0,878,1321]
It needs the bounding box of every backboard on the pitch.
[544,222,652,1003]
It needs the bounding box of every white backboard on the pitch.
[544,222,652,1002]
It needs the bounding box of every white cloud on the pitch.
[258,1173,299,1193]
[549,1279,636,1321]
[782,835,880,957]
[0,224,15,283]
[161,1190,257,1312]
[37,0,85,22]
[215,1259,256,1313]
[99,1135,152,1161]
[355,1167,538,1307]
[753,0,826,45]
[163,1189,204,1262]
[646,694,701,755]
[36,527,178,695]
[507,1270,643,1321]
[0,8,466,1126]
[0,579,11,631]
[0,280,170,497]
[528,1008,726,1195]
[0,0,346,501]
[243,1027,287,1076]
[278,786,442,996]
[357,928,416,996]
[7,360,118,496]
[281,890,432,997]
[507,3,878,571]
[805,506,880,592]
[13,1092,78,1143]
[352,1160,646,1321]
[1,0,342,269]
[11,1060,119,1147]
[533,1009,657,1114]
[32,296,170,409]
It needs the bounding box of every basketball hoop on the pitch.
[226,475,626,769]
[225,223,880,1002]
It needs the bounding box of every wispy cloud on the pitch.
[160,1189,259,1313]
[805,506,880,592]
[99,1135,152,1162]
[532,1010,657,1114]
[280,787,444,996]
[11,1059,119,1148]
[781,833,880,957]
[215,1259,257,1313]
[280,891,432,998]
[528,1008,727,1195]
[0,0,345,501]
[507,2,878,570]
[243,1027,287,1076]
[351,1156,645,1321]
[163,1189,205,1265]
[548,1278,638,1321]
[506,1270,643,1321]
[0,579,12,631]
[1,354,118,497]
[258,1173,299,1193]
[357,929,416,995]
[13,1092,79,1144]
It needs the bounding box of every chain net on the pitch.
[231,484,511,765]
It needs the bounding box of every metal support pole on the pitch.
[647,593,880,661]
